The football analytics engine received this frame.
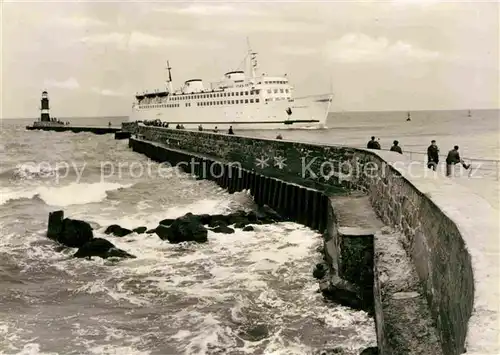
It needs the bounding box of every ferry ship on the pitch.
[130,46,333,130]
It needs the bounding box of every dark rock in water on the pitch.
[156,213,208,243]
[238,324,269,342]
[315,348,345,355]
[159,218,175,226]
[161,210,280,231]
[53,245,67,253]
[207,214,228,227]
[170,213,208,243]
[74,238,113,257]
[320,276,366,311]
[47,210,64,240]
[359,347,378,355]
[155,224,173,241]
[106,247,136,259]
[46,210,93,248]
[60,218,94,248]
[104,224,133,237]
[211,225,235,234]
[229,217,248,227]
[196,214,212,225]
[146,228,156,234]
[104,224,119,234]
[226,210,248,226]
[257,205,283,222]
[74,238,136,259]
[159,214,215,227]
[153,209,284,242]
[245,211,258,223]
[132,226,147,234]
[313,262,328,280]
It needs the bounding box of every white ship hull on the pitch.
[129,93,332,130]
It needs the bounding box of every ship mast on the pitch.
[166,60,173,93]
[247,38,258,79]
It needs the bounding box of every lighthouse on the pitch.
[40,91,50,122]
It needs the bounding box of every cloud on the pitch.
[325,33,440,63]
[80,31,185,49]
[44,78,80,90]
[154,4,261,16]
[201,19,326,34]
[55,16,107,28]
[390,0,443,4]
[91,87,127,97]
[276,46,319,56]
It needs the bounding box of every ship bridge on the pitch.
[255,75,293,103]
[221,71,249,88]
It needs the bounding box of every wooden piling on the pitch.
[309,190,320,230]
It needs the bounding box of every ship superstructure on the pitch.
[130,45,333,130]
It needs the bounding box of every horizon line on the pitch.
[1,107,499,121]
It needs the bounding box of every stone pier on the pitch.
[122,122,499,355]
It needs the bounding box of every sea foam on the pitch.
[0,182,132,207]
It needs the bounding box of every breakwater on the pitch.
[129,138,331,232]
[26,125,121,134]
[124,122,498,355]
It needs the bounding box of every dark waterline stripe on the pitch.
[140,119,320,125]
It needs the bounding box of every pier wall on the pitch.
[128,137,332,234]
[128,125,476,355]
[122,122,139,134]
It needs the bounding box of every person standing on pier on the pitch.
[427,140,440,170]
[367,136,380,149]
[390,140,403,154]
[228,126,234,135]
[445,145,470,176]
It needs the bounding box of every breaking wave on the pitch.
[0,182,132,207]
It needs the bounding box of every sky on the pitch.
[1,0,499,118]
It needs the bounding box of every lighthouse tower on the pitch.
[40,91,50,122]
